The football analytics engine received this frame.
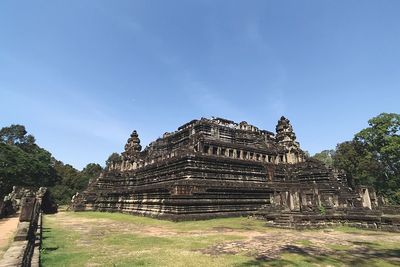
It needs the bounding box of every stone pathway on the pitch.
[0,215,19,259]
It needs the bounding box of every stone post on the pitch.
[19,196,36,222]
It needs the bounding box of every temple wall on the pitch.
[74,153,363,220]
[72,117,393,224]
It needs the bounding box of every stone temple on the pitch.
[71,116,396,227]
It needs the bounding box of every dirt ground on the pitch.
[0,215,19,258]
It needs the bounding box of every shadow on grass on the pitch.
[41,227,52,240]
[234,243,400,267]
[40,226,62,254]
[236,258,295,267]
[42,247,59,252]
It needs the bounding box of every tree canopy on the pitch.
[0,124,35,147]
[0,124,103,204]
[0,125,58,197]
[315,113,400,204]
[312,150,335,166]
[350,113,400,203]
[105,152,122,168]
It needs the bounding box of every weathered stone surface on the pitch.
[0,199,14,219]
[13,222,31,241]
[0,188,48,266]
[37,188,58,214]
[19,197,36,222]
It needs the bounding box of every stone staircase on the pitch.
[273,211,294,228]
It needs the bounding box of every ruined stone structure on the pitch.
[0,187,51,267]
[72,116,388,223]
[0,187,57,219]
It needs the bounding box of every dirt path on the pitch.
[0,215,19,258]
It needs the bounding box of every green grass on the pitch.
[70,211,272,232]
[41,220,92,266]
[267,248,400,267]
[294,239,312,246]
[104,233,244,250]
[327,244,352,251]
[41,213,259,266]
[41,212,400,267]
[267,253,343,267]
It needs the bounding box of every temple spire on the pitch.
[275,116,303,163]
[124,130,142,153]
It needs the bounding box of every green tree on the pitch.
[334,141,381,188]
[50,161,78,204]
[82,163,103,178]
[0,127,59,197]
[80,163,103,187]
[106,152,121,168]
[0,124,35,150]
[355,113,400,178]
[333,113,400,204]
[49,162,103,204]
[312,149,335,166]
[0,124,106,204]
[354,113,400,203]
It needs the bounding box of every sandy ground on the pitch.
[0,215,19,258]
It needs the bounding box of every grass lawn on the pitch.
[41,212,400,267]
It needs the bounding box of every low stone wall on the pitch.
[259,209,400,232]
[291,216,400,232]
[0,196,43,267]
[381,205,400,215]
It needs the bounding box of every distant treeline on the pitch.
[0,124,103,204]
[312,113,400,204]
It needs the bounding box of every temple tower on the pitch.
[124,130,142,153]
[275,116,304,163]
[121,130,142,170]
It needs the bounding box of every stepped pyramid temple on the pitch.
[72,117,399,230]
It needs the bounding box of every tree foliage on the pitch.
[106,152,122,168]
[333,113,400,204]
[0,124,35,147]
[355,113,400,178]
[0,125,59,197]
[0,124,103,204]
[312,149,335,166]
[50,161,102,204]
[334,141,381,188]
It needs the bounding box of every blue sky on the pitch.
[1,1,399,169]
